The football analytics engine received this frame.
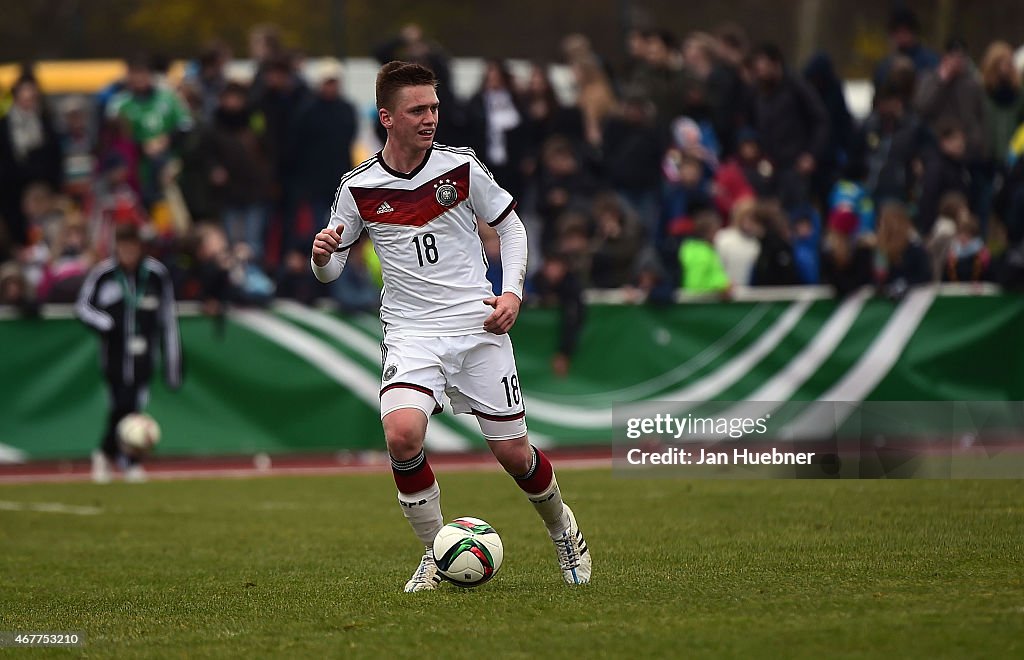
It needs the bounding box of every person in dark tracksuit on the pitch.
[75,224,182,483]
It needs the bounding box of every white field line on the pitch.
[0,500,102,515]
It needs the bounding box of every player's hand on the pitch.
[482,292,521,335]
[312,227,342,267]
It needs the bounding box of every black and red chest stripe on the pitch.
[351,163,470,227]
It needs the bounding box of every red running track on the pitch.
[0,448,614,485]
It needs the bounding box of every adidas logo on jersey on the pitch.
[376,202,395,214]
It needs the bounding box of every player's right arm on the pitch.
[75,262,115,333]
[311,183,365,283]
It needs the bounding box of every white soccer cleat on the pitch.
[91,451,112,484]
[123,464,148,483]
[553,504,591,585]
[403,549,441,592]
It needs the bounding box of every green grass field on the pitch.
[1,469,1022,658]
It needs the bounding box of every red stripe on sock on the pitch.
[515,448,554,495]
[392,460,436,494]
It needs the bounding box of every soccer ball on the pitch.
[116,413,161,456]
[432,517,504,587]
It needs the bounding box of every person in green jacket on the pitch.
[679,210,731,294]
[106,56,193,208]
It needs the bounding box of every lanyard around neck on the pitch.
[116,262,150,318]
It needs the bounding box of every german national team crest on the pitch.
[434,179,459,207]
[383,364,398,381]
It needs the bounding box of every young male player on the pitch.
[311,61,591,590]
[76,223,182,483]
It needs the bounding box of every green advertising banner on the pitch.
[1,287,1022,461]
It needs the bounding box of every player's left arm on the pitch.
[466,152,528,335]
[154,260,183,390]
[483,210,528,334]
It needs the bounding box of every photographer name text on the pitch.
[626,447,816,466]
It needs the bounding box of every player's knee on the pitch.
[383,411,427,460]
[489,436,531,475]
[385,426,424,460]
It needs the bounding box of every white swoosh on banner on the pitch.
[0,442,27,464]
[532,303,771,405]
[784,285,938,440]
[526,298,815,428]
[233,309,470,452]
[700,288,873,432]
[274,300,382,361]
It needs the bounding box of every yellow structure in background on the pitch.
[0,58,371,162]
[0,60,191,94]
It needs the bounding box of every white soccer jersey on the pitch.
[324,144,516,337]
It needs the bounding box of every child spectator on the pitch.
[275,243,316,305]
[536,136,596,253]
[928,191,969,280]
[875,202,931,299]
[712,136,756,220]
[0,262,38,317]
[714,198,761,287]
[679,210,730,295]
[554,210,592,286]
[530,252,585,378]
[22,182,65,249]
[19,183,66,294]
[663,151,713,238]
[37,214,91,303]
[751,202,801,286]
[91,154,148,260]
[663,116,719,236]
[821,215,874,298]
[917,121,971,236]
[732,127,775,199]
[944,214,991,282]
[828,173,875,236]
[589,193,644,289]
[789,204,821,284]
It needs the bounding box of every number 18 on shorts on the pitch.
[379,332,527,441]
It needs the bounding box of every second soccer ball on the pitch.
[117,412,161,457]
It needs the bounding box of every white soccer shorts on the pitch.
[379,332,528,441]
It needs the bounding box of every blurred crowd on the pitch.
[3,9,1024,324]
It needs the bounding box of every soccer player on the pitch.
[311,61,591,590]
[76,223,182,483]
